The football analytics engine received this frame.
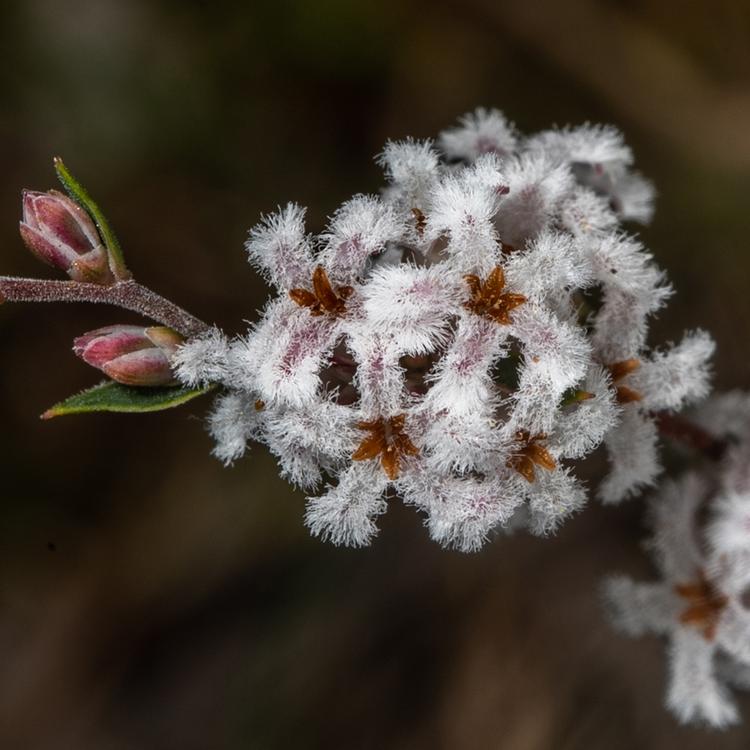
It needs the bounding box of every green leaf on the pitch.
[53,157,130,281]
[41,381,213,419]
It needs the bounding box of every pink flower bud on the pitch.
[73,325,185,386]
[19,190,114,284]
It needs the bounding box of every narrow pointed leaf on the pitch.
[53,157,130,280]
[42,380,213,419]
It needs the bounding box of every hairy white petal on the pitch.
[588,234,671,362]
[493,153,574,248]
[438,107,518,162]
[424,312,508,416]
[558,187,618,237]
[552,367,618,459]
[635,330,715,411]
[647,473,707,580]
[245,203,314,290]
[504,230,593,307]
[421,409,507,475]
[667,628,738,728]
[361,264,462,354]
[598,409,660,503]
[512,305,591,396]
[238,300,339,407]
[401,472,523,552]
[318,195,406,283]
[602,577,677,636]
[305,462,389,547]
[613,172,656,224]
[265,400,358,466]
[377,138,440,211]
[207,392,264,465]
[174,327,232,387]
[526,123,633,166]
[526,467,586,536]
[526,125,654,223]
[426,157,506,274]
[347,329,406,416]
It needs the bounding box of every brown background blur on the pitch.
[1,1,749,748]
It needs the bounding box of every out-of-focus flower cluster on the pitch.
[176,108,713,551]
[605,392,750,728]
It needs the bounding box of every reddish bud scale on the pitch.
[19,190,113,284]
[73,325,185,386]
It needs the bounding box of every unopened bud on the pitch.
[73,325,184,386]
[19,190,113,284]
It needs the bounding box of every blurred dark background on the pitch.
[1,1,749,748]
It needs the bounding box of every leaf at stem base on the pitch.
[41,380,213,419]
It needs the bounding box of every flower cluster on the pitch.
[604,392,750,728]
[175,108,713,551]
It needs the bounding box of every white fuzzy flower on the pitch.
[244,203,314,290]
[604,420,750,728]
[177,108,714,550]
[438,107,518,162]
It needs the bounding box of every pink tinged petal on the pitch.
[304,462,389,547]
[74,326,153,368]
[18,222,75,269]
[255,308,339,407]
[103,348,176,386]
[245,203,314,290]
[73,325,184,385]
[414,475,521,552]
[21,191,43,229]
[19,190,112,283]
[424,313,506,417]
[31,192,97,254]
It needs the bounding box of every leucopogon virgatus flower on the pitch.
[604,392,750,728]
[174,108,714,551]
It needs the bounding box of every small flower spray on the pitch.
[1,108,739,728]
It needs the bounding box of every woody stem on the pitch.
[0,276,210,338]
[655,411,727,461]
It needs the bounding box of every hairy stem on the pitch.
[0,277,209,338]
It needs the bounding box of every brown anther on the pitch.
[289,266,353,317]
[463,266,526,325]
[352,414,419,480]
[615,385,642,405]
[507,430,557,483]
[607,358,640,382]
[254,399,265,411]
[606,358,643,404]
[411,207,427,236]
[675,574,728,641]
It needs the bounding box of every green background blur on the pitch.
[1,1,749,748]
